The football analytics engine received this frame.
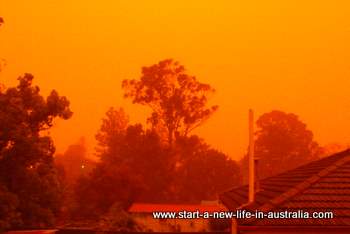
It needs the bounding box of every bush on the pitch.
[98,203,144,232]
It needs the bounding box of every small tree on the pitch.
[122,59,218,145]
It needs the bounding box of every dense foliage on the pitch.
[0,74,72,229]
[241,110,322,181]
[123,59,218,145]
[71,60,239,221]
[73,107,239,218]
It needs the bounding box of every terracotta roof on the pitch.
[219,149,350,226]
[128,203,227,213]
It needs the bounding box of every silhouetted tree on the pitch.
[0,74,72,228]
[0,17,3,27]
[74,162,144,219]
[75,113,239,218]
[95,107,129,162]
[74,108,173,218]
[122,59,218,145]
[174,136,240,202]
[241,110,322,181]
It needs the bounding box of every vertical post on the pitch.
[231,218,238,234]
[248,109,255,203]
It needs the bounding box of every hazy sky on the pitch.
[1,1,350,160]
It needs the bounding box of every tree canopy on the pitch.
[173,135,240,203]
[122,59,218,145]
[69,60,239,227]
[0,74,72,228]
[74,105,240,219]
[241,110,322,181]
[74,109,172,218]
[95,107,129,161]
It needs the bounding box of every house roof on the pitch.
[128,202,227,213]
[219,149,350,226]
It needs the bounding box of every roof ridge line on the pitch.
[258,153,350,213]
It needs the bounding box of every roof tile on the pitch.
[220,149,350,226]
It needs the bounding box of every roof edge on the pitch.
[259,152,350,212]
[237,150,350,225]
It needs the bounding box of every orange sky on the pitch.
[1,1,350,160]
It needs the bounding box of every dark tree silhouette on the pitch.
[74,108,173,218]
[122,59,218,145]
[174,135,240,203]
[0,17,3,26]
[0,74,72,228]
[74,162,144,219]
[241,110,322,181]
[95,107,129,161]
[74,106,239,218]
